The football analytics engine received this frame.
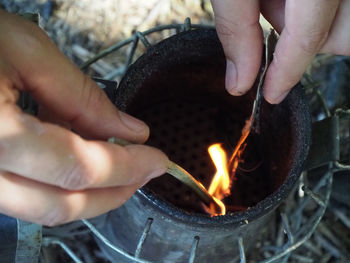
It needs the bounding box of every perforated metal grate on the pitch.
[136,97,270,214]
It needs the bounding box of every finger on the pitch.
[0,10,148,143]
[211,0,262,95]
[262,0,350,55]
[0,104,168,190]
[320,0,350,56]
[260,0,286,33]
[0,171,143,226]
[263,0,340,104]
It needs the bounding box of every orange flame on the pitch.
[206,119,252,216]
[206,144,231,215]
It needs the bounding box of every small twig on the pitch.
[320,253,332,263]
[315,233,341,259]
[108,137,220,210]
[228,30,277,170]
[329,206,350,229]
[290,254,314,263]
[317,222,349,257]
[303,241,323,257]
[167,161,216,207]
[237,160,262,173]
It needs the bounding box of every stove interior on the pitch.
[123,40,295,215]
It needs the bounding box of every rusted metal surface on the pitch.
[15,220,42,263]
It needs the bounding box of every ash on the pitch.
[0,1,350,262]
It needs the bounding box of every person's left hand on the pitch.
[0,10,168,226]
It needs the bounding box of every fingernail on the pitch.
[147,168,167,181]
[265,90,289,104]
[140,168,165,188]
[225,60,239,95]
[119,111,147,133]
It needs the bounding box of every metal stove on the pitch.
[8,18,350,263]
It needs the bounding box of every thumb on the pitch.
[211,0,263,95]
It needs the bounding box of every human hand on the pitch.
[211,0,350,104]
[0,10,168,226]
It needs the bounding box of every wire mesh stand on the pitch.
[41,18,347,263]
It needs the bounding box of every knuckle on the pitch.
[20,30,47,55]
[70,75,107,125]
[215,16,237,38]
[38,206,71,227]
[294,30,328,55]
[215,15,259,38]
[57,162,96,190]
[17,20,51,51]
[80,76,106,111]
[268,55,300,88]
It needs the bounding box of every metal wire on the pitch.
[42,238,83,263]
[291,171,331,231]
[81,219,152,263]
[134,218,153,259]
[238,237,246,263]
[280,213,294,263]
[79,22,213,71]
[260,167,333,263]
[188,236,200,263]
[314,88,331,117]
[44,17,345,263]
[104,35,139,80]
[135,31,151,49]
[302,186,326,207]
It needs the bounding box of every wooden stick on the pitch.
[108,137,220,208]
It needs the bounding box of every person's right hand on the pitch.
[211,0,350,104]
[0,10,168,226]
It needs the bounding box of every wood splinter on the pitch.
[108,137,222,212]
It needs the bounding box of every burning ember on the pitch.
[206,118,252,216]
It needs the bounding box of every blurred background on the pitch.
[0,0,214,80]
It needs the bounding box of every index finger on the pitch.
[0,104,168,190]
[0,10,147,142]
[263,0,340,104]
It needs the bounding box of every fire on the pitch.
[206,144,231,215]
[206,118,252,216]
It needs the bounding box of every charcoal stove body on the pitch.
[95,29,311,262]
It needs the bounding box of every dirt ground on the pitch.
[0,0,214,79]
